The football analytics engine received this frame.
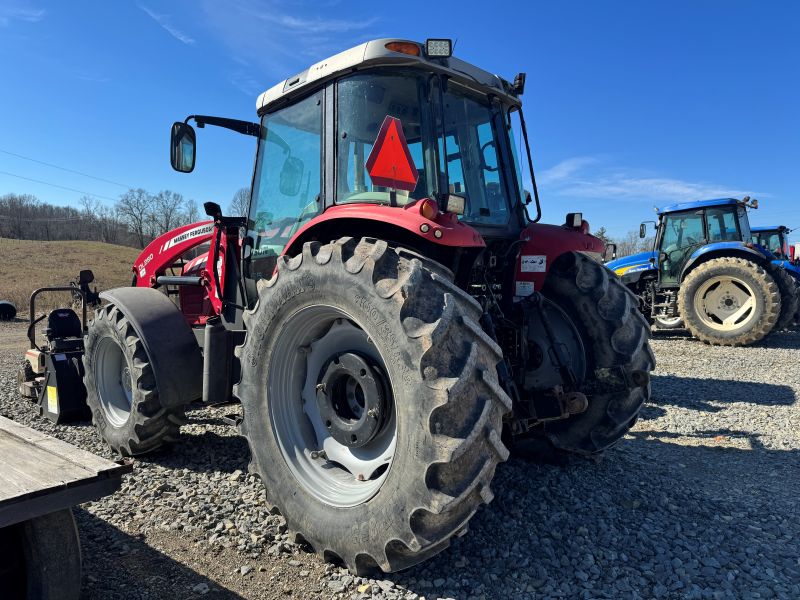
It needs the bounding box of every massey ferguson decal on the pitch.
[160,223,214,254]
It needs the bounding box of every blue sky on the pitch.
[0,0,797,238]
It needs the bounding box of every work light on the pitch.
[425,38,452,58]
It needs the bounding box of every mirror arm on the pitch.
[186,115,261,137]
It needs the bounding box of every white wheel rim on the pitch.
[95,337,133,427]
[693,275,757,331]
[267,305,397,508]
[655,316,683,327]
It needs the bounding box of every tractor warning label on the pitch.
[515,281,534,297]
[520,255,546,273]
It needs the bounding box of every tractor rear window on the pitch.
[706,207,740,242]
[336,73,436,206]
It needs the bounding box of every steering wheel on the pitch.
[480,140,498,172]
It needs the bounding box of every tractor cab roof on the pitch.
[657,198,740,215]
[256,38,518,115]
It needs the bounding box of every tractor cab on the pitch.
[650,197,755,286]
[169,39,540,296]
[751,226,795,262]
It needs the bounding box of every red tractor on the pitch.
[83,38,653,574]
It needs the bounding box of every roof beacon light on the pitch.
[425,38,452,58]
[385,41,421,57]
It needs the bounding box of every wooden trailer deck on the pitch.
[0,415,131,528]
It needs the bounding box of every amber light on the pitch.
[419,199,439,220]
[385,42,421,57]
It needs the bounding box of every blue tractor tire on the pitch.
[678,256,781,346]
[766,265,799,331]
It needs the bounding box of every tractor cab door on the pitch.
[658,210,705,285]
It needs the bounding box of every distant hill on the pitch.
[0,238,140,313]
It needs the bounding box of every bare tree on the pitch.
[116,188,153,248]
[615,230,656,257]
[228,187,251,216]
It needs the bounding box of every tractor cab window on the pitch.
[248,91,323,280]
[659,210,704,284]
[753,231,785,257]
[706,207,740,242]
[336,73,436,206]
[439,83,511,226]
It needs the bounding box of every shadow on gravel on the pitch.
[76,508,243,599]
[643,375,796,417]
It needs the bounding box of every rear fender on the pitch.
[681,243,767,279]
[282,202,485,256]
[514,222,605,297]
[99,287,203,407]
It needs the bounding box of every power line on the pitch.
[0,148,133,189]
[0,170,119,202]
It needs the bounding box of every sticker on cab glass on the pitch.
[520,255,547,273]
[515,281,534,297]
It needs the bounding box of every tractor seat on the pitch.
[45,309,83,342]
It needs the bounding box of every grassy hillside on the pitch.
[0,238,140,313]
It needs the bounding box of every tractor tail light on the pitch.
[385,42,421,57]
[419,198,439,220]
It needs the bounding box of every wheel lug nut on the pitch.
[310,450,327,460]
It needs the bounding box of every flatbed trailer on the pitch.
[0,415,131,599]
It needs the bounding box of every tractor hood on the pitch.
[606,251,657,275]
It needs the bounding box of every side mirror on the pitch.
[170,122,196,173]
[78,269,94,284]
[279,156,304,197]
[565,212,582,228]
[639,223,647,239]
[603,243,617,262]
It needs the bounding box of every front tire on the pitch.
[537,252,655,455]
[678,257,780,346]
[653,315,684,330]
[84,303,185,455]
[235,238,511,574]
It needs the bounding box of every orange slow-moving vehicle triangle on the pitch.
[365,116,419,192]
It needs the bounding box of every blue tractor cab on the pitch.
[607,197,792,345]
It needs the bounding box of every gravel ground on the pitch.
[2,319,799,599]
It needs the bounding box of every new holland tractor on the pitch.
[607,197,797,345]
[82,38,654,574]
[751,225,800,325]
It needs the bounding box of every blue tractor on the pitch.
[607,197,795,346]
[751,225,800,325]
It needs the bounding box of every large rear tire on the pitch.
[766,265,799,331]
[235,237,511,574]
[84,303,185,455]
[678,257,780,346]
[536,252,655,455]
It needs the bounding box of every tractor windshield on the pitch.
[336,71,516,226]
